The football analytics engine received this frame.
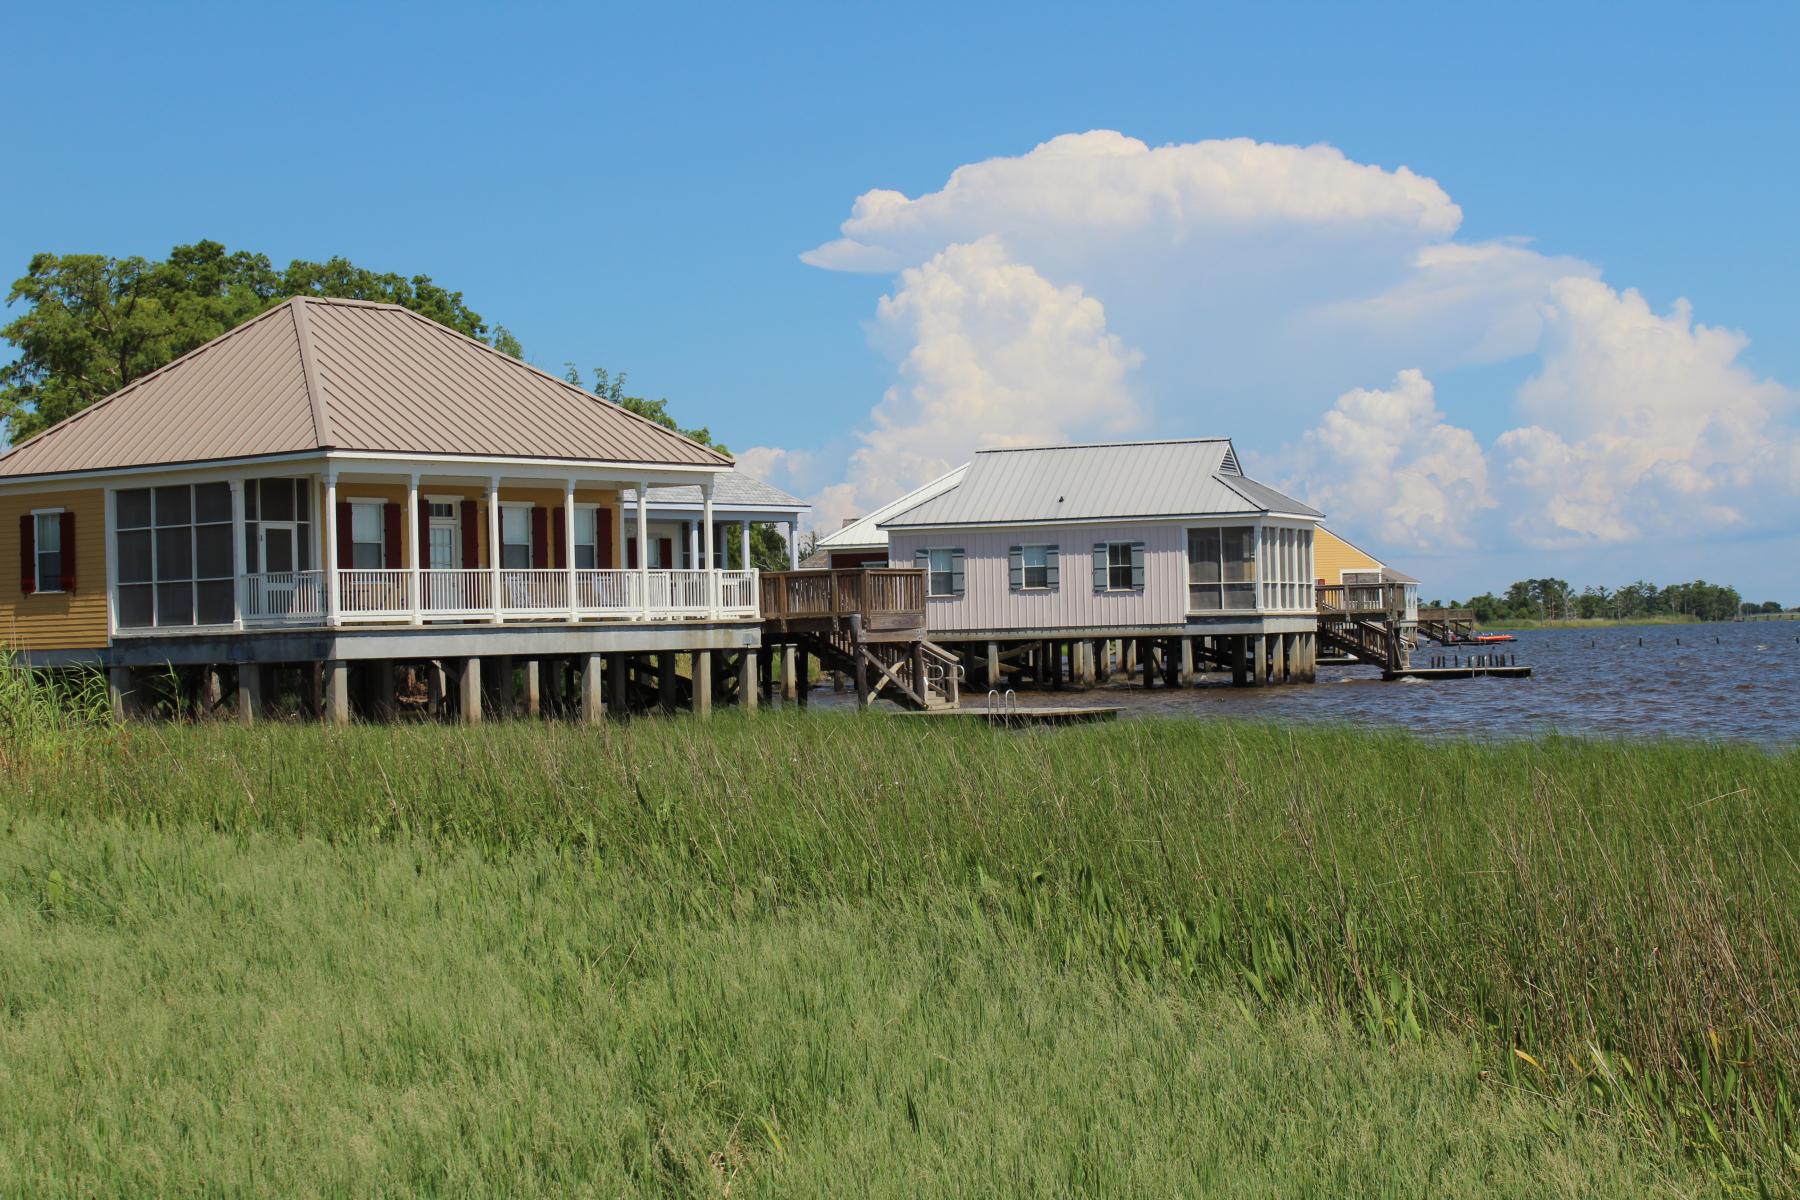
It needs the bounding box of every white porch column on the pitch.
[229,479,245,629]
[564,479,578,622]
[406,473,422,625]
[687,520,700,570]
[487,477,502,622]
[787,519,799,570]
[635,479,650,619]
[701,478,717,616]
[739,520,751,571]
[323,471,341,626]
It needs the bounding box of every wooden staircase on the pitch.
[760,568,960,711]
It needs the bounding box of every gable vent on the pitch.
[1219,445,1241,475]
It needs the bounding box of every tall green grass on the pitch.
[3,707,1796,1190]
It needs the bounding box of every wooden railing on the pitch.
[1318,582,1411,619]
[760,567,926,622]
[1417,607,1474,623]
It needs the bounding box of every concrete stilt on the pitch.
[1271,634,1287,684]
[1179,638,1195,686]
[608,653,627,714]
[492,655,515,718]
[458,658,482,726]
[782,645,797,701]
[525,660,542,718]
[428,662,447,717]
[1251,636,1267,687]
[1125,639,1138,676]
[656,654,675,714]
[199,667,224,717]
[986,642,1001,690]
[740,649,759,713]
[580,653,604,725]
[324,660,350,726]
[370,660,396,719]
[1232,636,1249,687]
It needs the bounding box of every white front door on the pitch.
[258,522,301,615]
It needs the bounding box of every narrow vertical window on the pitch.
[32,511,62,593]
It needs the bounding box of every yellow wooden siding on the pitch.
[1313,527,1383,583]
[318,483,622,568]
[0,488,109,651]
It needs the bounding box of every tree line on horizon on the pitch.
[1436,577,1787,623]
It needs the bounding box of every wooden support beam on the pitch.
[782,645,797,701]
[235,664,260,728]
[693,652,712,719]
[740,649,759,713]
[458,658,482,726]
[525,660,542,718]
[580,653,604,725]
[987,642,1001,690]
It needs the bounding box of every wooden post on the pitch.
[1125,639,1138,676]
[1231,636,1249,687]
[795,649,811,708]
[373,660,396,720]
[657,654,675,714]
[608,652,627,714]
[107,666,131,721]
[1139,639,1153,689]
[911,640,929,706]
[782,645,797,701]
[525,660,542,718]
[459,658,482,726]
[324,660,350,726]
[693,652,712,718]
[740,649,759,713]
[986,642,1001,690]
[1249,636,1266,686]
[201,667,224,717]
[580,654,603,724]
[493,654,515,717]
[235,663,260,727]
[428,662,446,717]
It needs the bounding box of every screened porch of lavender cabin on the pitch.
[106,468,759,635]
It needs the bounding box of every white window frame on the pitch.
[926,547,958,598]
[347,497,388,571]
[499,501,535,571]
[1020,543,1051,591]
[1104,541,1135,592]
[425,496,463,570]
[572,503,603,570]
[30,508,65,594]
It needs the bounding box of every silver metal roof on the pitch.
[880,439,1322,529]
[621,469,807,514]
[818,464,968,549]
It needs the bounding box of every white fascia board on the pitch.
[883,511,1323,533]
[325,452,729,485]
[0,450,329,493]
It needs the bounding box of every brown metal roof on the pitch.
[0,296,731,478]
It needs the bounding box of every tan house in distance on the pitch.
[0,296,770,723]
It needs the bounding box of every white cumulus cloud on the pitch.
[1277,369,1494,549]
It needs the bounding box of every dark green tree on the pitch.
[2,240,509,443]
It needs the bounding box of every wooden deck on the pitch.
[759,568,955,710]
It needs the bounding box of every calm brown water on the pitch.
[809,621,1800,743]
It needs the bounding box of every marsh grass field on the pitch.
[2,668,1797,1195]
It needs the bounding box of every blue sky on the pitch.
[5,1,1797,599]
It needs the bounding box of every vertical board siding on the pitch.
[890,524,1186,633]
[0,488,108,650]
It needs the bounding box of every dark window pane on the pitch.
[117,584,154,628]
[37,550,62,589]
[117,489,152,529]
[196,524,233,578]
[243,482,257,521]
[575,546,596,570]
[502,544,530,569]
[244,523,258,573]
[194,482,231,523]
[117,530,152,584]
[261,478,295,522]
[154,486,190,527]
[196,580,234,626]
[297,526,310,570]
[156,581,194,626]
[352,543,385,570]
[155,527,193,581]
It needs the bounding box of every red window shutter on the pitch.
[626,538,638,569]
[597,508,614,568]
[417,499,430,566]
[657,538,673,570]
[531,507,549,569]
[552,508,567,569]
[460,500,479,568]
[18,513,34,595]
[334,501,353,568]
[59,511,76,593]
[383,503,403,569]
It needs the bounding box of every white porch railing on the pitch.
[243,571,325,622]
[339,569,412,620]
[237,567,759,626]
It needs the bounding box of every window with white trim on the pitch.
[1187,526,1257,611]
[1022,544,1050,590]
[32,510,63,593]
[349,501,386,570]
[926,548,961,597]
[115,482,235,628]
[573,506,600,569]
[500,505,532,569]
[1106,542,1134,591]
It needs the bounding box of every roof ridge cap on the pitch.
[288,297,334,448]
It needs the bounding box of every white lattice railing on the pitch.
[717,570,758,616]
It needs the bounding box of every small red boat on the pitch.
[1469,633,1517,644]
